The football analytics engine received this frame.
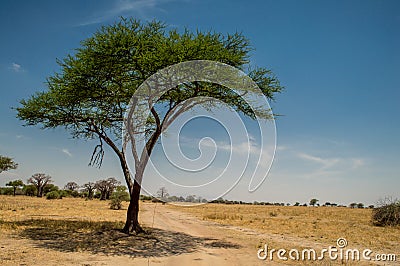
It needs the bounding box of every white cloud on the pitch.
[15,134,30,140]
[297,152,339,169]
[352,158,365,169]
[10,63,23,72]
[61,149,73,157]
[79,0,182,26]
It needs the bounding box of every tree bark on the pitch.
[122,180,144,234]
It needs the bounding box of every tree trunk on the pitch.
[122,180,144,234]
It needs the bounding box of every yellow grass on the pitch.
[1,195,398,265]
[167,203,400,253]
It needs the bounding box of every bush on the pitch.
[23,185,37,196]
[46,191,60,200]
[372,198,400,226]
[0,187,13,195]
[109,187,130,210]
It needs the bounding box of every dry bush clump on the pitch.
[372,198,400,226]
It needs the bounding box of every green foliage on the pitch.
[0,155,18,173]
[372,198,400,226]
[309,198,319,206]
[16,18,282,167]
[109,186,130,210]
[5,180,24,196]
[23,185,37,196]
[0,187,13,195]
[46,191,61,200]
[139,195,153,201]
[43,184,59,195]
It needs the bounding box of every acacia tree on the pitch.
[0,155,18,173]
[27,173,52,197]
[16,18,282,234]
[6,180,24,196]
[310,198,319,206]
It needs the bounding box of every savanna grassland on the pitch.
[0,195,399,265]
[170,203,400,253]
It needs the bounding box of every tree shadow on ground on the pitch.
[5,219,240,257]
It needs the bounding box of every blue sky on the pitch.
[0,0,399,205]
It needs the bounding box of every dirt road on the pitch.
[135,202,272,266]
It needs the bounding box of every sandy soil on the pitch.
[0,202,278,266]
[1,201,397,265]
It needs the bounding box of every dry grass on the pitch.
[0,196,233,262]
[168,203,400,253]
[0,195,129,226]
[1,196,398,265]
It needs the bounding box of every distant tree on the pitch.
[0,155,18,173]
[186,195,197,203]
[294,202,300,206]
[64,182,79,191]
[110,185,130,210]
[5,180,24,196]
[357,203,364,209]
[0,187,13,195]
[368,205,374,209]
[349,202,358,208]
[95,177,120,200]
[309,198,319,206]
[156,187,169,200]
[168,195,178,202]
[324,202,331,207]
[27,173,52,197]
[23,184,37,196]
[43,184,59,196]
[82,182,96,199]
[46,190,61,200]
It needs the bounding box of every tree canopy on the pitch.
[6,179,24,196]
[0,155,18,173]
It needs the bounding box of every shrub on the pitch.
[0,187,13,195]
[372,198,400,226]
[109,187,130,210]
[46,191,60,200]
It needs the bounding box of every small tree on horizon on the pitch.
[349,202,358,208]
[5,180,24,196]
[27,173,52,197]
[309,198,319,206]
[82,182,96,199]
[95,177,120,200]
[64,182,79,191]
[156,187,169,200]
